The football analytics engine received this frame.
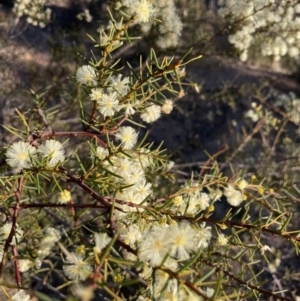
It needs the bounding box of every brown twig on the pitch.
[58,166,113,208]
[271,118,288,155]
[37,108,52,134]
[172,213,300,245]
[12,245,21,286]
[40,131,106,146]
[0,177,23,285]
[226,119,264,163]
[159,267,209,299]
[89,16,136,127]
[203,258,294,301]
[31,275,66,299]
[199,146,229,177]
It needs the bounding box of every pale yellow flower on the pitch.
[58,190,71,204]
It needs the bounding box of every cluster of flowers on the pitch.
[76,8,93,23]
[93,146,154,214]
[245,101,280,132]
[57,178,248,299]
[120,221,215,300]
[271,91,300,123]
[12,0,51,28]
[76,65,175,122]
[18,227,61,273]
[6,139,65,170]
[5,139,73,204]
[49,220,213,300]
[119,0,183,49]
[0,226,60,301]
[0,222,23,260]
[56,218,215,300]
[5,132,248,220]
[3,43,253,301]
[218,0,300,62]
[170,179,247,217]
[4,132,249,300]
[12,290,31,301]
[245,90,300,133]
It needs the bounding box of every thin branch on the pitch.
[199,146,229,177]
[226,119,264,163]
[31,275,66,299]
[40,131,106,145]
[37,108,52,134]
[0,176,23,285]
[203,259,294,301]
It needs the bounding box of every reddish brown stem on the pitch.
[40,131,106,146]
[0,177,23,284]
[12,245,21,286]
